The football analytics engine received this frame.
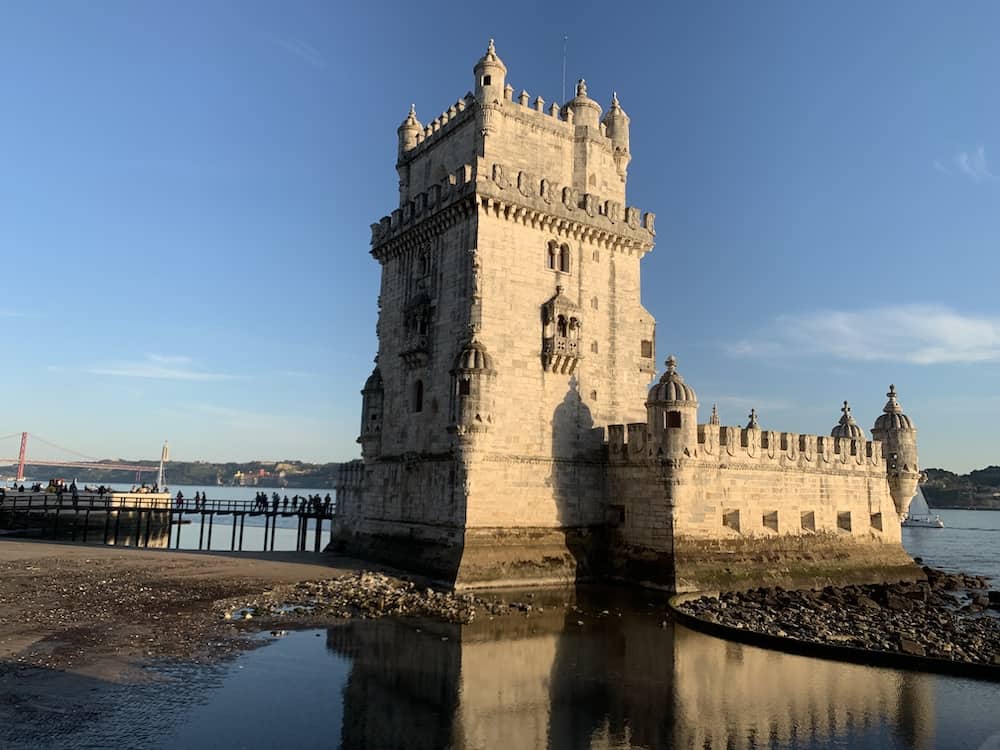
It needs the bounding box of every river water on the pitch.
[4,509,1000,749]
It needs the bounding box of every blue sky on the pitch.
[1,1,997,471]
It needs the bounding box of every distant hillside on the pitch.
[5,460,340,489]
[923,466,1000,509]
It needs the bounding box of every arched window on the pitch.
[559,244,570,273]
[557,315,568,338]
[458,378,471,397]
[413,380,424,412]
[546,241,557,270]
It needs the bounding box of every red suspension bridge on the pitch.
[0,432,163,482]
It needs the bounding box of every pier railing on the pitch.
[0,491,336,552]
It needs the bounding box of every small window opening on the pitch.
[800,511,816,532]
[557,315,568,337]
[590,390,598,400]
[458,379,471,396]
[413,380,424,413]
[665,411,682,428]
[558,244,570,273]
[481,75,491,86]
[870,512,883,531]
[762,511,779,532]
[641,340,653,358]
[591,296,599,310]
[723,509,741,533]
[590,341,598,353]
[837,511,852,533]
[546,241,557,270]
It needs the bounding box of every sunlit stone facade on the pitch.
[334,42,921,592]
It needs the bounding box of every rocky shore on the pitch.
[677,567,1000,666]
[217,571,520,627]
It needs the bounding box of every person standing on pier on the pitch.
[175,490,184,509]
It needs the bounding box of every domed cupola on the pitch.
[453,339,494,374]
[363,366,384,394]
[646,356,699,458]
[872,384,915,433]
[646,355,698,407]
[831,400,866,440]
[450,339,496,434]
[564,78,602,129]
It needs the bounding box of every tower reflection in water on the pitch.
[325,588,935,750]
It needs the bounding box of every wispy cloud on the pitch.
[934,146,995,182]
[0,310,29,318]
[164,402,318,429]
[270,35,326,69]
[727,305,1000,365]
[274,369,320,378]
[86,353,240,381]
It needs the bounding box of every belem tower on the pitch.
[333,41,923,592]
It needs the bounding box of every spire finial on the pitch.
[665,354,677,373]
[611,91,620,108]
[746,408,759,429]
[409,103,416,117]
[710,403,720,426]
[576,78,587,97]
[841,400,850,418]
[487,38,495,55]
[883,384,903,414]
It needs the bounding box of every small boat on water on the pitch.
[902,485,944,528]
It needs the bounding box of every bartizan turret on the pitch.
[449,339,495,435]
[474,39,506,136]
[601,92,631,181]
[358,365,384,458]
[870,385,919,517]
[646,355,698,459]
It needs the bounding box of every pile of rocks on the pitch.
[220,571,504,625]
[678,568,1000,666]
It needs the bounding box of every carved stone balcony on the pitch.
[400,334,430,368]
[542,335,580,374]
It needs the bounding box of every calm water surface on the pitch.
[4,509,1000,750]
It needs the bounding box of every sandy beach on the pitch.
[0,538,384,681]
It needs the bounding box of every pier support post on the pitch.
[238,513,245,551]
[198,513,206,550]
[270,514,277,551]
[314,516,322,553]
[263,514,270,551]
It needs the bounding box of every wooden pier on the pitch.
[0,491,335,553]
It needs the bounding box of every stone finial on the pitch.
[746,408,760,429]
[487,38,495,56]
[710,403,720,426]
[408,103,416,119]
[665,354,677,374]
[610,91,620,109]
[576,79,587,97]
[504,83,514,101]
[884,384,902,413]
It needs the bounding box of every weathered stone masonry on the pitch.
[334,41,922,592]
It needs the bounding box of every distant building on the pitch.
[334,42,921,591]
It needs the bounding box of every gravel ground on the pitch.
[678,567,1000,666]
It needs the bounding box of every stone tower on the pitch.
[334,41,658,586]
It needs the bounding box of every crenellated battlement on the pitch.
[400,94,476,161]
[372,160,656,259]
[608,421,886,473]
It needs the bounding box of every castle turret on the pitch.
[831,400,866,440]
[646,355,698,458]
[449,339,495,434]
[601,92,631,180]
[871,385,919,517]
[397,104,422,156]
[358,365,384,459]
[565,78,602,129]
[473,39,507,104]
